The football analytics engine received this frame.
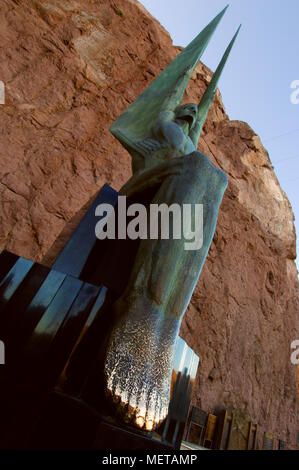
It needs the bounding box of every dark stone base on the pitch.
[0,185,195,450]
[27,391,174,450]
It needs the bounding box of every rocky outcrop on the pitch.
[0,0,298,449]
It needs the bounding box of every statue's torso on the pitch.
[133,119,196,173]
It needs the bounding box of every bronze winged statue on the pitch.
[104,5,241,431]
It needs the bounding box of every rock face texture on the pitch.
[0,0,298,449]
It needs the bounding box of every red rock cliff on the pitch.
[0,0,298,449]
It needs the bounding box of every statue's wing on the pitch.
[110,6,229,157]
[191,24,241,147]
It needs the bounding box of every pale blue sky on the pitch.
[140,0,299,269]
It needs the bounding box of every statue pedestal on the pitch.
[26,391,174,450]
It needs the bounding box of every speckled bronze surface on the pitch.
[105,296,179,430]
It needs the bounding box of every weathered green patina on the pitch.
[104,6,241,431]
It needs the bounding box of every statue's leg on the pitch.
[104,152,228,430]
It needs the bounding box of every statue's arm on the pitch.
[152,68,192,137]
[119,158,186,198]
[189,120,201,149]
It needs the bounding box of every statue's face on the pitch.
[175,103,198,131]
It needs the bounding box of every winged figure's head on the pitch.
[175,103,198,131]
